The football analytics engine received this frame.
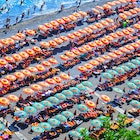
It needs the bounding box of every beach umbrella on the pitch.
[36,64,45,72]
[21,70,31,77]
[26,29,36,36]
[102,73,113,79]
[48,58,58,64]
[27,67,38,73]
[23,88,34,95]
[24,106,37,115]
[12,54,22,62]
[55,93,66,101]
[14,111,27,118]
[108,53,118,59]
[85,100,96,108]
[78,66,87,72]
[55,114,67,123]
[113,87,124,94]
[38,81,49,88]
[60,55,69,61]
[40,42,50,48]
[25,49,35,56]
[32,126,44,133]
[0,97,10,106]
[95,58,105,63]
[14,72,25,80]
[81,81,93,87]
[54,38,63,45]
[84,63,93,70]
[41,100,52,107]
[4,56,15,63]
[107,70,118,76]
[69,87,80,94]
[78,47,87,54]
[61,90,73,97]
[100,95,110,102]
[46,78,56,85]
[7,94,19,102]
[48,118,60,127]
[32,46,42,53]
[131,79,140,87]
[47,97,60,104]
[30,84,42,91]
[60,73,70,80]
[130,100,140,109]
[77,104,89,112]
[136,57,140,61]
[0,79,10,86]
[53,76,62,83]
[65,51,76,58]
[69,131,81,138]
[48,40,58,48]
[132,121,140,129]
[19,52,29,59]
[32,102,44,110]
[121,65,131,72]
[127,82,137,89]
[5,75,16,82]
[115,67,125,74]
[0,123,5,131]
[131,59,140,65]
[89,60,99,66]
[88,42,97,48]
[39,122,51,131]
[61,111,74,119]
[125,62,137,69]
[77,127,89,135]
[91,119,103,128]
[42,61,51,67]
[76,84,87,91]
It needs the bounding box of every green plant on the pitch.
[80,128,94,140]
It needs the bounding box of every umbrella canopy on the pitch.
[23,88,34,95]
[127,82,137,89]
[102,73,113,79]
[0,123,5,131]
[100,95,111,102]
[131,79,140,87]
[24,106,37,115]
[85,100,96,108]
[91,119,103,128]
[48,118,60,127]
[69,87,80,94]
[136,57,140,61]
[107,70,118,76]
[39,122,52,131]
[77,127,89,135]
[121,65,131,72]
[0,97,10,106]
[130,100,140,109]
[132,121,140,129]
[55,114,67,123]
[32,126,45,133]
[77,104,89,112]
[14,111,27,118]
[30,84,42,91]
[61,111,74,119]
[69,131,81,138]
[113,87,124,94]
[125,62,137,69]
[131,59,140,65]
[32,102,45,110]
[61,90,73,97]
[7,94,19,102]
[76,84,87,91]
[47,97,60,104]
[60,73,70,80]
[41,100,53,107]
[115,67,125,74]
[81,81,93,87]
[55,93,66,101]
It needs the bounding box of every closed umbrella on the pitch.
[41,100,53,107]
[125,62,137,69]
[69,131,81,138]
[55,114,67,123]
[48,118,60,127]
[24,106,37,115]
[131,79,140,87]
[14,111,27,118]
[61,90,73,97]
[130,100,140,109]
[55,93,66,101]
[32,102,44,110]
[76,84,87,91]
[127,82,137,89]
[32,126,45,133]
[77,104,89,112]
[91,119,103,128]
[61,111,74,119]
[39,122,51,131]
[113,87,124,94]
[69,87,80,94]
[131,59,140,65]
[81,81,93,87]
[47,97,60,104]
[102,73,113,79]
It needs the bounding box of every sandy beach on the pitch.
[0,0,140,140]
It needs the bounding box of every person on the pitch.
[27,9,30,16]
[40,1,45,11]
[21,12,25,20]
[58,4,64,13]
[20,0,24,5]
[33,5,37,13]
[16,16,18,24]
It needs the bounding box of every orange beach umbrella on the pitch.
[0,97,10,106]
[60,73,70,80]
[7,94,19,102]
[23,88,34,95]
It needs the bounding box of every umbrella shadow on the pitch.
[17,122,28,130]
